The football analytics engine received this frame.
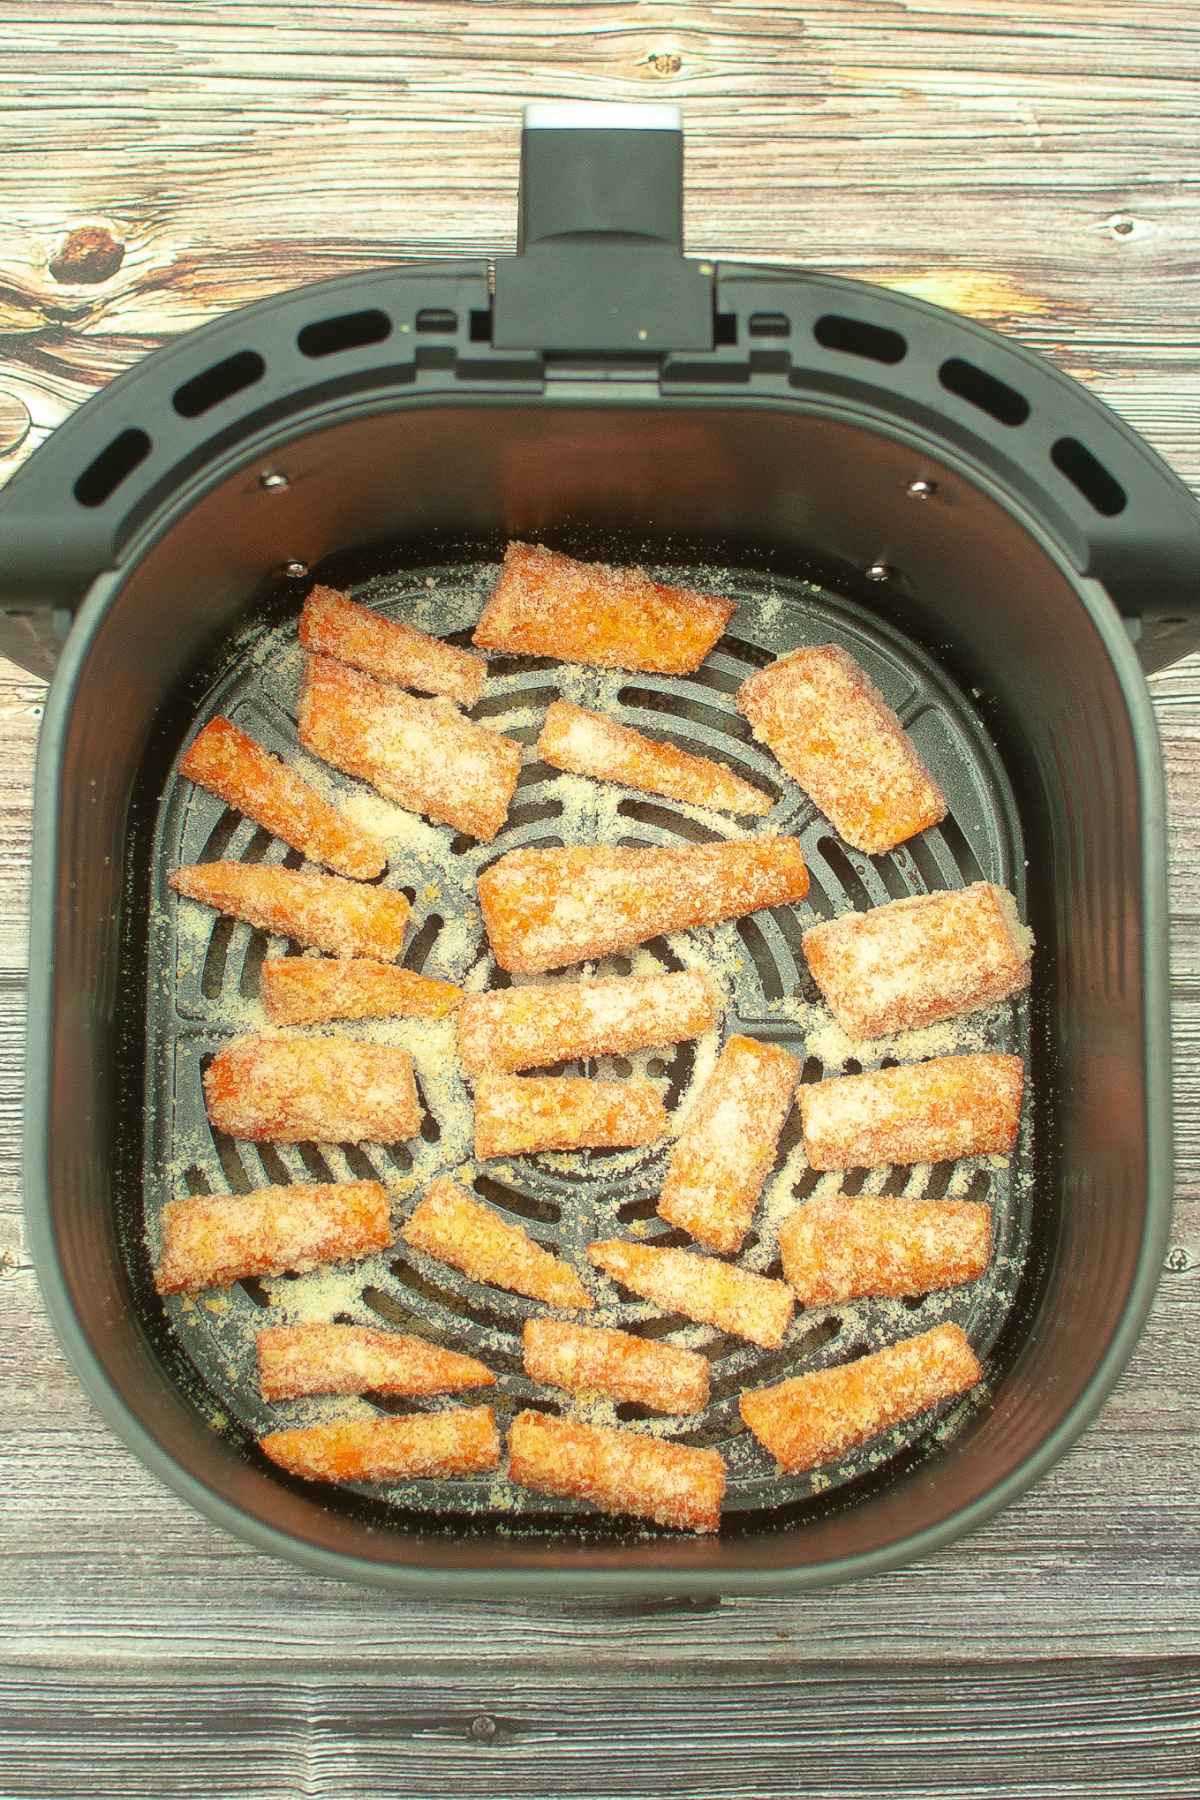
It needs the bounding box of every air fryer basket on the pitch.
[4,106,1195,1591]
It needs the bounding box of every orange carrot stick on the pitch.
[778,1194,992,1304]
[299,653,520,841]
[169,862,410,960]
[154,1180,390,1295]
[260,1406,500,1483]
[204,1034,421,1144]
[473,541,735,675]
[457,969,717,1076]
[658,1035,799,1254]
[740,1323,982,1473]
[261,956,462,1026]
[738,644,946,853]
[179,716,387,879]
[797,1053,1024,1171]
[478,837,808,975]
[401,1177,594,1311]
[508,1410,725,1533]
[473,1073,667,1160]
[802,883,1034,1039]
[256,1323,494,1401]
[537,699,771,816]
[587,1239,794,1350]
[300,584,486,707]
[523,1317,709,1415]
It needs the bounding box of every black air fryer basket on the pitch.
[3,104,1196,1593]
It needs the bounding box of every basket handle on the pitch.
[491,102,714,355]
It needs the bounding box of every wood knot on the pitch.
[647,48,682,75]
[48,224,126,285]
[0,393,31,458]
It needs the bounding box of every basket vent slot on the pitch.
[74,428,150,507]
[814,314,906,365]
[415,308,457,333]
[173,350,265,419]
[297,308,391,359]
[749,311,790,338]
[939,357,1029,427]
[1051,436,1127,517]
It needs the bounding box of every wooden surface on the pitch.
[2,4,1199,1796]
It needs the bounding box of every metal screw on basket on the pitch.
[865,561,893,582]
[259,471,289,492]
[906,478,937,500]
[281,559,308,579]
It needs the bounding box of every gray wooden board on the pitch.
[1,3,1198,1796]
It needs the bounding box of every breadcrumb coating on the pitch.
[738,644,946,853]
[740,1323,982,1473]
[803,883,1033,1039]
[402,1177,594,1311]
[154,1180,390,1295]
[479,838,808,975]
[473,541,735,675]
[508,1409,725,1532]
[169,862,410,960]
[204,1034,421,1144]
[797,1053,1024,1170]
[300,584,486,706]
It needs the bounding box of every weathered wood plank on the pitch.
[2,1662,1199,1800]
[1,3,1199,1789]
[1,3,1198,476]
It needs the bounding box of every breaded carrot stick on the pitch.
[257,1323,494,1401]
[537,699,771,817]
[300,584,486,707]
[587,1239,794,1350]
[473,1073,667,1160]
[778,1194,992,1305]
[179,716,387,879]
[473,541,735,675]
[261,956,462,1026]
[658,1035,798,1254]
[478,837,809,975]
[299,653,521,842]
[803,883,1034,1039]
[740,1323,982,1473]
[797,1053,1024,1171]
[738,644,946,853]
[508,1410,725,1533]
[457,969,717,1076]
[204,1034,421,1144]
[523,1318,709,1415]
[260,1406,500,1484]
[402,1177,594,1311]
[169,862,410,960]
[154,1180,390,1295]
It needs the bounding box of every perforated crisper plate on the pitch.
[144,553,1032,1535]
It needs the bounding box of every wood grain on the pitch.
[3,1664,1199,1798]
[1,3,1198,1796]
